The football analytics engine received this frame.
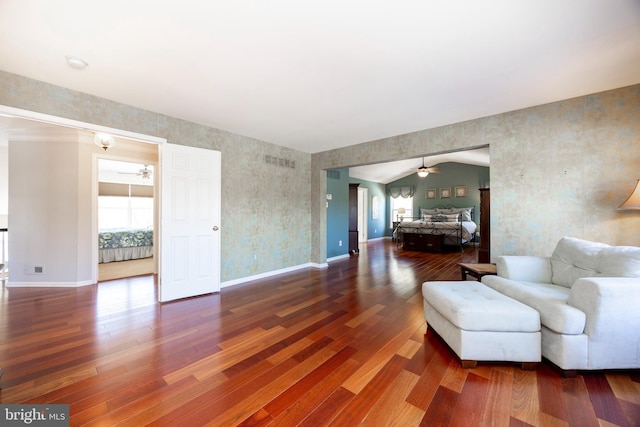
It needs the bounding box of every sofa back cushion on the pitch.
[551,237,640,287]
[551,237,609,288]
[597,245,640,277]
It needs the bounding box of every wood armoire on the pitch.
[348,183,359,254]
[478,188,490,263]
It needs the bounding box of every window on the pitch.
[98,196,153,230]
[390,196,413,228]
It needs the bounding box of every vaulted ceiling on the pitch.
[1,1,639,155]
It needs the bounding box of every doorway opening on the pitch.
[97,159,157,282]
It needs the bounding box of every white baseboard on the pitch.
[327,253,350,263]
[6,280,94,287]
[221,262,328,289]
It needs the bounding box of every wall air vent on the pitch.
[327,170,341,180]
[264,155,295,169]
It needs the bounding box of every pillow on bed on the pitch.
[458,208,473,222]
[442,207,473,222]
[420,208,440,218]
[425,213,459,222]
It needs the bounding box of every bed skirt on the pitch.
[99,246,153,263]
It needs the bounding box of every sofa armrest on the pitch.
[568,277,640,339]
[496,256,552,282]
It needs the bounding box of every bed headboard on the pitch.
[419,205,475,222]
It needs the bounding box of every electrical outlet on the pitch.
[253,254,257,261]
[339,240,342,246]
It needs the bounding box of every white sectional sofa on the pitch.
[481,237,640,373]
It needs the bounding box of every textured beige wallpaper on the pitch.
[0,70,311,283]
[1,70,638,276]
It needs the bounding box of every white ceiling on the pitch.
[349,147,490,184]
[1,1,639,156]
[98,159,154,186]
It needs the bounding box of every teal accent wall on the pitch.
[349,177,386,240]
[326,173,386,258]
[386,162,490,235]
[326,168,349,258]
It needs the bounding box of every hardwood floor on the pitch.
[98,256,155,282]
[0,239,638,426]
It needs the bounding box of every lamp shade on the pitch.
[397,208,406,215]
[618,179,640,210]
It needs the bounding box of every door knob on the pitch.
[212,226,219,231]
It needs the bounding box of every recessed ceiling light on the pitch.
[66,56,88,70]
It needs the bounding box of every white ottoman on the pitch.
[422,281,541,369]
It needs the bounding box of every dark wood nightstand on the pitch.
[459,263,497,281]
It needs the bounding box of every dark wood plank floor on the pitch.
[0,239,638,426]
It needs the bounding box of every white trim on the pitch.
[0,105,165,145]
[367,237,386,242]
[357,187,368,243]
[221,262,328,289]
[327,254,350,263]
[6,280,94,288]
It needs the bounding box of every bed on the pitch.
[395,206,477,252]
[98,229,154,263]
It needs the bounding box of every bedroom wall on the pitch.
[312,84,640,261]
[9,130,83,285]
[385,162,490,235]
[326,172,387,259]
[348,177,386,240]
[326,168,349,258]
[0,70,312,285]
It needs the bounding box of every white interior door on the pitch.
[159,143,221,302]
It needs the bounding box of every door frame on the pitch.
[95,156,159,279]
[357,187,368,244]
[0,105,166,292]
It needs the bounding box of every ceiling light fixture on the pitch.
[417,158,429,178]
[66,56,88,70]
[94,132,115,151]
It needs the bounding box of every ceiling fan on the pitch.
[119,164,153,179]
[417,158,440,178]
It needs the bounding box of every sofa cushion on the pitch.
[550,237,609,288]
[597,245,640,277]
[496,256,552,283]
[481,276,586,335]
[422,281,540,332]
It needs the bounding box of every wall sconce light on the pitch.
[618,179,640,210]
[94,133,115,151]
